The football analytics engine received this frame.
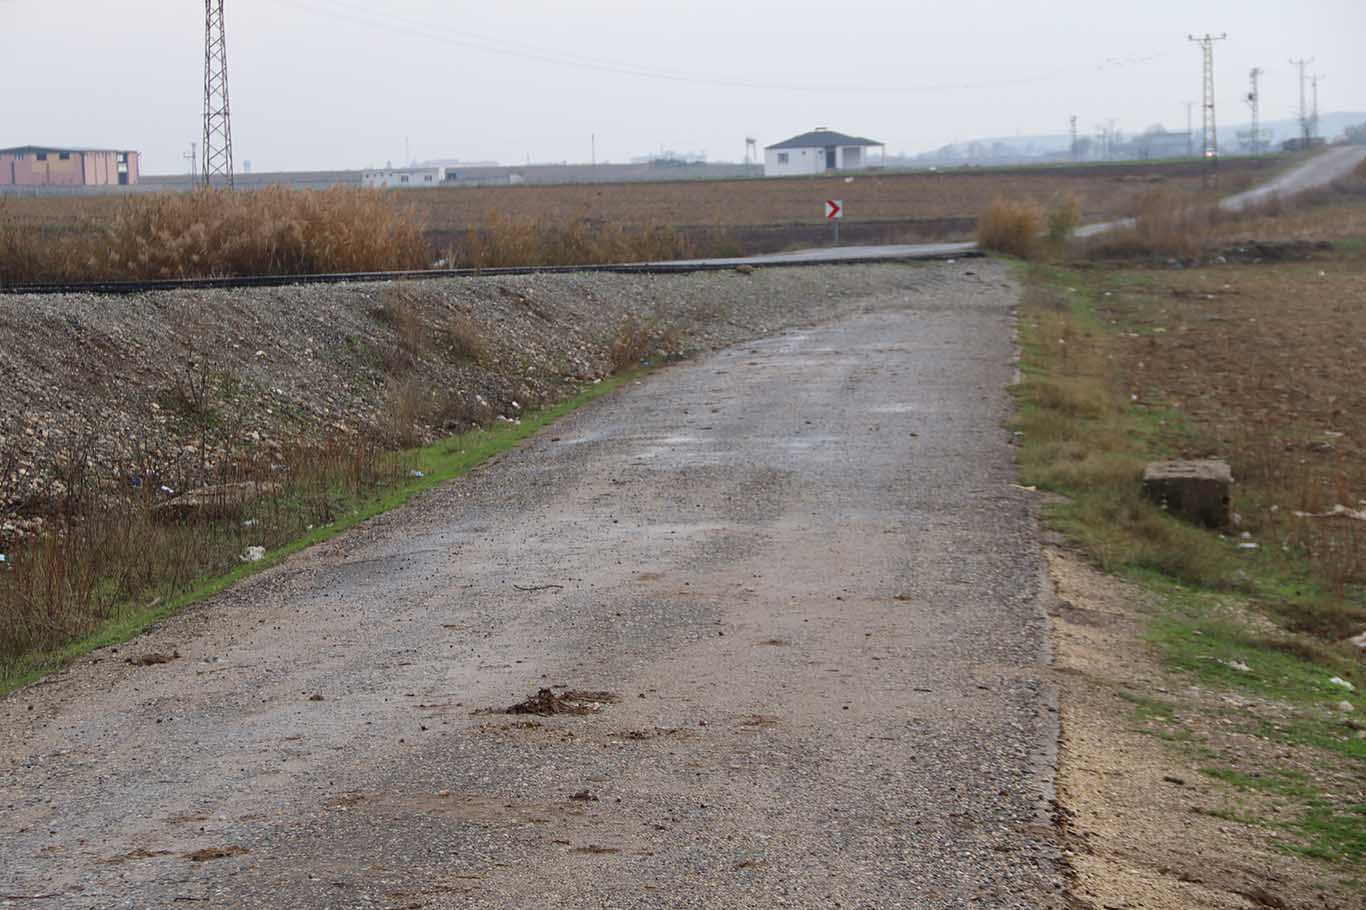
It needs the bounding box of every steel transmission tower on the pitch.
[1069,116,1079,160]
[1246,67,1263,154]
[1188,34,1226,160]
[202,0,234,188]
[1290,57,1313,145]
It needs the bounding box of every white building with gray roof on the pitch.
[763,128,885,177]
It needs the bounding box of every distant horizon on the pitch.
[105,110,1361,178]
[6,0,1362,174]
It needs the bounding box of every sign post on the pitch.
[825,199,844,245]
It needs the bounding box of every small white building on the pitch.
[362,166,447,189]
[764,129,886,177]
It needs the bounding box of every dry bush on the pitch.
[444,310,486,363]
[432,390,493,432]
[977,197,1044,260]
[0,431,407,674]
[1045,193,1083,248]
[1084,188,1212,259]
[450,214,696,270]
[609,318,681,374]
[381,378,427,448]
[0,187,432,286]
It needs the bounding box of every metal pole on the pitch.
[202,0,234,188]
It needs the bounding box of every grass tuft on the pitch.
[977,196,1044,260]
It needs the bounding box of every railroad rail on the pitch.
[0,247,979,297]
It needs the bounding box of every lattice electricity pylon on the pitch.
[1188,33,1226,186]
[202,0,234,188]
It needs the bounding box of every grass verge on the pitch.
[0,373,632,697]
[1015,250,1365,881]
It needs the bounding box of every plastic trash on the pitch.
[241,546,266,564]
[1329,677,1356,692]
[410,470,426,479]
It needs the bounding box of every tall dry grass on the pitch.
[976,197,1044,259]
[1,187,431,286]
[449,214,697,270]
[1083,188,1213,259]
[0,432,410,673]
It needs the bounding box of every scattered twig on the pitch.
[1,897,61,902]
[513,584,565,593]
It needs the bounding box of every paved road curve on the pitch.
[1,262,1066,908]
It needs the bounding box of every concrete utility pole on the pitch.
[1246,67,1263,154]
[1311,74,1325,141]
[1290,57,1314,145]
[202,0,234,188]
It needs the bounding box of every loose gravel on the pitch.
[0,260,1069,908]
[4,263,948,530]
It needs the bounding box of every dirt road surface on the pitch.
[0,262,1067,909]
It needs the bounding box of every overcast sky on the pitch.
[3,0,1363,174]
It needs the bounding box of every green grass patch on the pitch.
[1017,257,1366,879]
[1201,767,1366,866]
[0,373,634,697]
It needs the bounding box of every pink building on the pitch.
[0,146,140,187]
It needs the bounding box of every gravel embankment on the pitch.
[0,264,960,536]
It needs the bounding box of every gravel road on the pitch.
[0,261,1066,909]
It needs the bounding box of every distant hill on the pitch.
[899,112,1366,166]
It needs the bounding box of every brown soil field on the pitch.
[4,157,1285,250]
[1091,240,1366,504]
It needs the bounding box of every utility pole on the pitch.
[1189,33,1227,186]
[1069,115,1079,160]
[202,0,234,188]
[1311,74,1325,141]
[1290,57,1314,145]
[184,141,198,179]
[1185,101,1195,157]
[1246,67,1263,154]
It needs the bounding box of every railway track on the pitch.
[0,245,978,297]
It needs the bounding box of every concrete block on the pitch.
[1142,460,1233,529]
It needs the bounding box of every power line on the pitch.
[203,0,234,188]
[278,0,1167,97]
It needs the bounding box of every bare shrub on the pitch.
[444,310,486,363]
[450,214,696,270]
[432,390,493,432]
[1085,189,1212,259]
[1045,193,1083,248]
[0,430,409,674]
[977,197,1043,260]
[381,379,427,448]
[609,318,681,374]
